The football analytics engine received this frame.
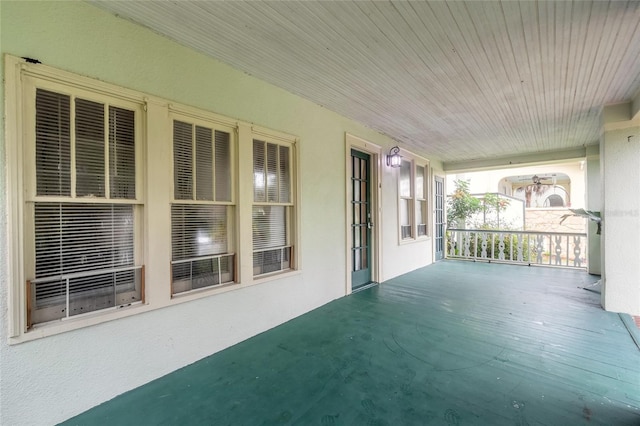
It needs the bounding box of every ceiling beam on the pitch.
[442,147,589,173]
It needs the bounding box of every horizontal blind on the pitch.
[36,89,71,196]
[266,142,278,202]
[174,120,193,199]
[36,88,136,200]
[174,120,231,202]
[253,140,266,202]
[214,130,231,202]
[195,125,213,201]
[75,98,105,197]
[34,202,134,277]
[253,139,291,203]
[253,205,286,250]
[171,204,228,260]
[109,106,136,199]
[278,145,290,203]
[417,201,427,236]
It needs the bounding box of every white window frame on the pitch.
[415,163,429,238]
[250,127,299,279]
[5,56,146,340]
[397,150,430,243]
[169,111,237,296]
[4,56,303,342]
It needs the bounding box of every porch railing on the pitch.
[447,228,587,269]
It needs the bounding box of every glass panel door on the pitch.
[435,176,445,260]
[351,149,372,289]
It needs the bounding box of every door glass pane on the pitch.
[360,157,367,180]
[352,156,359,180]
[361,246,368,268]
[353,179,360,202]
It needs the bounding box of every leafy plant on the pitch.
[560,208,602,234]
[447,179,482,228]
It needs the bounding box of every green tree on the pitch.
[447,179,482,228]
[476,193,511,229]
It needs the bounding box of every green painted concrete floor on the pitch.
[64,261,640,425]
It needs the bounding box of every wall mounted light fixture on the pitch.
[386,146,402,168]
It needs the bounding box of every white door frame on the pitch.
[345,133,382,295]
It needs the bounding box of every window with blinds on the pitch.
[399,159,413,239]
[253,139,293,276]
[29,87,142,327]
[416,165,428,237]
[36,89,136,199]
[171,119,234,295]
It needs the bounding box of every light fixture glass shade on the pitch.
[386,146,402,167]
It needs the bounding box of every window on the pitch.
[252,138,294,276]
[399,160,413,239]
[171,119,235,295]
[6,56,300,339]
[416,165,428,236]
[397,155,429,242]
[25,85,144,327]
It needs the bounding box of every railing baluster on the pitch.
[554,235,562,265]
[481,233,487,258]
[573,236,582,267]
[445,228,587,270]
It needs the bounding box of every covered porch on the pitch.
[65,261,640,425]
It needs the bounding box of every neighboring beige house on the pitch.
[447,161,588,233]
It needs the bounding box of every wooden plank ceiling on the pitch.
[91,1,640,164]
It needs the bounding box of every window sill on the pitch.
[251,268,302,285]
[399,236,432,246]
[168,269,302,306]
[10,269,304,344]
[9,301,148,345]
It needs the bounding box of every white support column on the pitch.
[601,101,640,316]
[236,123,254,284]
[585,145,601,275]
[144,99,173,305]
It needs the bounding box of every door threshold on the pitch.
[352,282,378,293]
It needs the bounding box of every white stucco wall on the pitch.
[0,2,434,424]
[601,121,640,316]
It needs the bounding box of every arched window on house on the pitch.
[544,194,565,207]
